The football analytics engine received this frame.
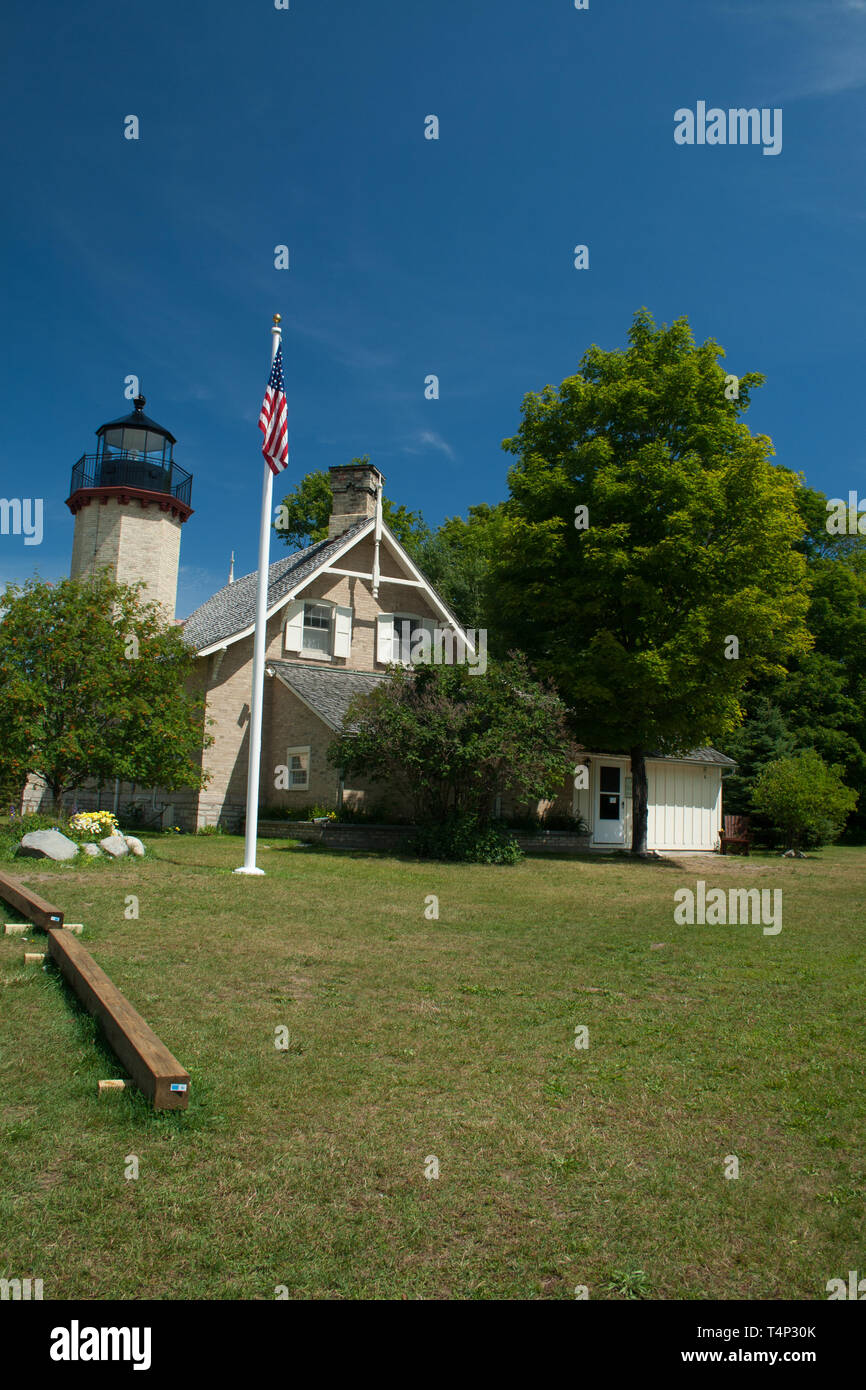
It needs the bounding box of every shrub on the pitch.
[409,814,523,864]
[330,655,576,824]
[751,749,858,850]
[334,803,407,825]
[0,811,72,862]
[501,810,588,835]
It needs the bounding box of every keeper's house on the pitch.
[23,398,735,850]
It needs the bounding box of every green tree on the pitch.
[0,575,210,812]
[416,503,506,630]
[272,469,333,549]
[721,485,866,835]
[719,697,801,818]
[329,654,575,825]
[492,309,813,854]
[751,750,858,849]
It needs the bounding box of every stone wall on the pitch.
[256,820,592,854]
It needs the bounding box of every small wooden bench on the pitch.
[720,814,751,855]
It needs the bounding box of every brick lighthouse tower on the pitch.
[66,395,193,621]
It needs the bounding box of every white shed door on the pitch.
[646,762,721,851]
[595,763,625,844]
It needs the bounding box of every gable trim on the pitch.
[194,521,376,656]
[292,524,471,644]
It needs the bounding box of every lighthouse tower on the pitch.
[66,396,193,622]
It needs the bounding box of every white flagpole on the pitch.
[235,314,282,876]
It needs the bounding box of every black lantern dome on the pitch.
[67,394,193,516]
[97,394,177,461]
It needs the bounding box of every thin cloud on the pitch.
[716,0,866,98]
[404,430,456,461]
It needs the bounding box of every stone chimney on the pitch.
[327,460,384,539]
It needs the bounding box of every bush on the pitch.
[334,803,407,825]
[751,749,858,850]
[500,810,588,835]
[0,810,71,862]
[258,803,336,822]
[409,814,523,864]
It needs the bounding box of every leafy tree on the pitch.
[719,697,801,818]
[721,485,866,835]
[416,503,507,630]
[491,308,813,854]
[329,654,575,826]
[751,750,858,849]
[0,575,211,813]
[274,460,430,557]
[272,469,334,550]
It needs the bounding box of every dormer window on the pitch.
[376,613,435,666]
[302,602,332,654]
[391,617,425,663]
[284,599,353,659]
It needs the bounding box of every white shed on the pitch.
[571,749,735,852]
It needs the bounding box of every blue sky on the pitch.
[2,0,864,616]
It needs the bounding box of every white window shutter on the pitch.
[333,605,353,659]
[284,600,304,654]
[376,613,393,663]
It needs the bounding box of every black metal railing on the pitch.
[70,453,193,507]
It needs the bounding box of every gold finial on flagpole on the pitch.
[273,313,281,325]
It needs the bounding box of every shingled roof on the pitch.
[270,661,387,731]
[578,745,736,767]
[656,748,737,767]
[181,519,370,652]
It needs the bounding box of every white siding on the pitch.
[646,761,721,851]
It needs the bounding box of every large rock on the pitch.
[82,843,102,857]
[18,829,79,861]
[124,836,146,858]
[99,834,129,858]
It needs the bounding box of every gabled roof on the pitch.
[579,746,737,767]
[269,661,387,731]
[182,519,371,653]
[654,748,737,767]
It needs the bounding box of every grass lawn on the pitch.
[0,835,863,1300]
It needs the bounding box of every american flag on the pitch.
[259,343,289,474]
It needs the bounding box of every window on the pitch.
[376,612,435,666]
[286,746,310,790]
[285,601,352,658]
[302,602,332,654]
[391,615,425,663]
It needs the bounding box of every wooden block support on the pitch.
[98,1079,126,1093]
[0,871,64,930]
[24,952,45,963]
[47,928,190,1110]
[4,924,28,935]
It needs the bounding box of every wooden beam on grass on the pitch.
[0,870,190,1110]
[46,928,190,1110]
[0,870,64,930]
